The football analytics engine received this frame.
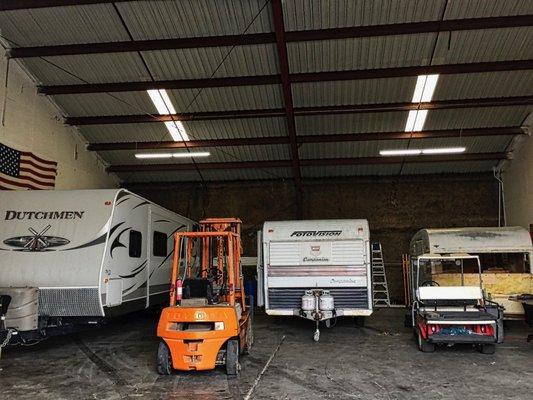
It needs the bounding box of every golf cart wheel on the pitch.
[479,344,496,354]
[226,339,240,376]
[354,316,365,327]
[242,320,253,355]
[156,341,173,375]
[417,329,435,353]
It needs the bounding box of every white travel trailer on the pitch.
[258,219,373,341]
[410,226,532,317]
[0,189,196,345]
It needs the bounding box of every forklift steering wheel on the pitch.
[421,280,440,287]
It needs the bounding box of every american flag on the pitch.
[0,142,57,190]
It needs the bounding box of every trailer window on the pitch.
[153,231,167,257]
[129,230,142,258]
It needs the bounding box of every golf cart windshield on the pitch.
[415,254,482,290]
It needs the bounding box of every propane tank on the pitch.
[301,290,315,311]
[319,291,334,311]
[176,279,183,301]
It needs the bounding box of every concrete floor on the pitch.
[1,308,531,400]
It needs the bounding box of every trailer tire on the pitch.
[157,341,173,375]
[354,316,365,327]
[417,329,435,353]
[479,344,496,354]
[226,339,240,376]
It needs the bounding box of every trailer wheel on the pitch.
[417,329,435,353]
[354,317,365,327]
[242,320,253,355]
[478,344,496,354]
[156,341,173,375]
[226,339,240,376]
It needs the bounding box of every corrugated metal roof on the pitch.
[423,106,532,130]
[51,92,157,116]
[141,44,279,80]
[20,53,151,85]
[288,33,436,73]
[283,0,446,31]
[299,135,513,159]
[116,0,273,40]
[400,160,498,174]
[433,71,533,100]
[81,116,287,143]
[295,112,406,135]
[0,4,126,47]
[98,144,290,165]
[444,0,533,19]
[116,168,292,183]
[167,85,283,113]
[432,27,533,65]
[292,77,416,107]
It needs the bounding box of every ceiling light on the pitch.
[412,74,439,103]
[172,152,210,158]
[164,121,190,141]
[422,147,466,154]
[135,153,173,159]
[405,110,428,132]
[147,89,176,114]
[147,89,189,142]
[380,149,422,156]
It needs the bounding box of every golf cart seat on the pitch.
[418,286,482,310]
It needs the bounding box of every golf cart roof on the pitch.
[417,253,478,260]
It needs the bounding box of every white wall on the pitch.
[504,133,532,230]
[0,56,118,189]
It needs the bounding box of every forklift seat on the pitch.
[183,279,214,303]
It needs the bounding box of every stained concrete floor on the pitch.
[1,308,532,400]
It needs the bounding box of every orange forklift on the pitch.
[156,218,253,375]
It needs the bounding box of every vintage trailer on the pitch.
[410,226,532,317]
[258,219,372,341]
[0,189,196,345]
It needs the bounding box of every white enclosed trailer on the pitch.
[0,189,196,344]
[258,219,372,341]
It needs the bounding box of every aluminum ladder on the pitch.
[371,242,391,307]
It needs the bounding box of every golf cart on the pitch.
[409,254,504,353]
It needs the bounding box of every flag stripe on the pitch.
[21,151,57,166]
[19,167,56,181]
[20,158,57,173]
[5,173,55,188]
[0,176,52,190]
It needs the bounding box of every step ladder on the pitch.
[371,242,391,307]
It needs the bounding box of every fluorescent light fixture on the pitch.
[135,153,173,159]
[135,152,210,159]
[164,121,190,141]
[147,89,189,142]
[412,74,439,103]
[380,149,422,156]
[172,152,210,158]
[405,110,428,132]
[380,147,467,156]
[422,147,466,154]
[147,89,176,114]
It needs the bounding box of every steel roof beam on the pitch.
[66,95,533,125]
[39,60,533,95]
[107,152,508,173]
[8,15,533,58]
[87,127,525,152]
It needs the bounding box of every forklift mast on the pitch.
[169,218,245,311]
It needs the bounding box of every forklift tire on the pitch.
[242,321,253,355]
[226,339,240,376]
[157,341,173,375]
[354,316,365,327]
[417,329,435,353]
[479,344,496,354]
